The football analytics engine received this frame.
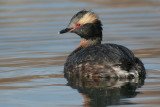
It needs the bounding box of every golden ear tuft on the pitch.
[78,11,98,25]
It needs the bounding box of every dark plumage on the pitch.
[59,10,146,78]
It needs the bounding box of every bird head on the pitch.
[59,10,103,41]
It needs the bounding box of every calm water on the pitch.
[0,0,160,107]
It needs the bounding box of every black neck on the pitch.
[84,20,103,41]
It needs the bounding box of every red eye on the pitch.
[70,24,81,31]
[77,24,81,27]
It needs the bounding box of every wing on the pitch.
[65,43,136,71]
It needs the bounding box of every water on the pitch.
[0,0,160,106]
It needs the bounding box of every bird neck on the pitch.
[69,38,101,57]
[76,38,101,49]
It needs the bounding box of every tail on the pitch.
[135,57,146,78]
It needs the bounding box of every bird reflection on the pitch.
[65,75,145,107]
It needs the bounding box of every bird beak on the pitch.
[58,28,72,34]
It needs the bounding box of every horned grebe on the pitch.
[59,10,146,78]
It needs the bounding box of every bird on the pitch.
[59,10,146,79]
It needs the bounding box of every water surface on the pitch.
[0,0,160,106]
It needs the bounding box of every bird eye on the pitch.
[70,24,81,32]
[76,24,81,27]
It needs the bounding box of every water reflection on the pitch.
[65,75,145,106]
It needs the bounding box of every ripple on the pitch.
[0,0,160,106]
